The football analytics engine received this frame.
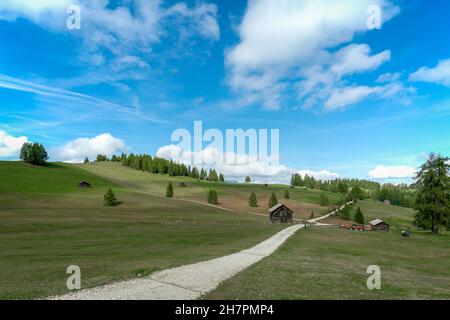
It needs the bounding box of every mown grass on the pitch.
[0,161,119,194]
[79,162,342,218]
[356,199,415,229]
[204,226,450,300]
[0,161,285,299]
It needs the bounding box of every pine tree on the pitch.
[104,188,118,206]
[166,182,174,198]
[354,207,365,224]
[212,190,218,204]
[245,176,251,183]
[284,190,290,199]
[414,153,450,234]
[84,157,90,164]
[249,192,258,207]
[219,173,225,182]
[268,192,278,208]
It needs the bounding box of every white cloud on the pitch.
[156,144,340,184]
[226,0,399,110]
[0,0,219,66]
[376,72,401,83]
[53,133,126,163]
[368,165,416,179]
[0,130,28,158]
[296,169,340,180]
[325,85,383,111]
[409,58,450,87]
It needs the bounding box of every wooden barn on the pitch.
[78,181,91,188]
[268,204,294,224]
[368,219,390,232]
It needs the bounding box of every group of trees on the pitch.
[94,153,225,182]
[20,142,48,166]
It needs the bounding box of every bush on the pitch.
[249,192,258,207]
[104,188,118,206]
[166,182,174,198]
[20,142,48,166]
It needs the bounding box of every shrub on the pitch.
[354,207,365,225]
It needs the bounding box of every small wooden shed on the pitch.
[368,219,390,232]
[268,204,294,224]
[78,181,91,188]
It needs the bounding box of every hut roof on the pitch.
[368,219,389,226]
[268,203,293,214]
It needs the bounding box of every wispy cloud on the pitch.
[0,73,164,124]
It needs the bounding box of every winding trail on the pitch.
[50,224,303,300]
[50,197,352,300]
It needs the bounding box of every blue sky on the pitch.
[0,0,449,183]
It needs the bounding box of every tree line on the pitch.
[94,153,225,182]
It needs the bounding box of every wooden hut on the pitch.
[78,181,91,188]
[268,204,294,224]
[368,219,390,232]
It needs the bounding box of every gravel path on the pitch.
[50,224,304,300]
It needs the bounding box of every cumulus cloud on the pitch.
[0,130,28,158]
[368,165,416,179]
[409,58,450,87]
[156,144,339,184]
[53,133,126,163]
[226,0,400,110]
[296,170,340,180]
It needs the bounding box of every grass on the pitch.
[0,161,119,194]
[204,226,450,300]
[356,199,415,229]
[0,161,286,299]
[79,162,342,219]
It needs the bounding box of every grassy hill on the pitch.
[0,161,288,299]
[205,226,450,300]
[79,162,342,219]
[0,161,119,193]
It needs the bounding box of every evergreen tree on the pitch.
[309,212,315,219]
[212,190,218,204]
[245,176,251,183]
[84,157,90,164]
[268,192,278,208]
[414,153,450,234]
[340,205,351,221]
[249,192,258,207]
[284,190,290,199]
[104,188,118,206]
[166,182,174,198]
[219,173,225,182]
[207,189,218,204]
[354,207,365,225]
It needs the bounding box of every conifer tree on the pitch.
[284,190,290,199]
[268,192,278,208]
[249,192,258,207]
[166,182,174,198]
[354,207,365,225]
[104,188,118,206]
